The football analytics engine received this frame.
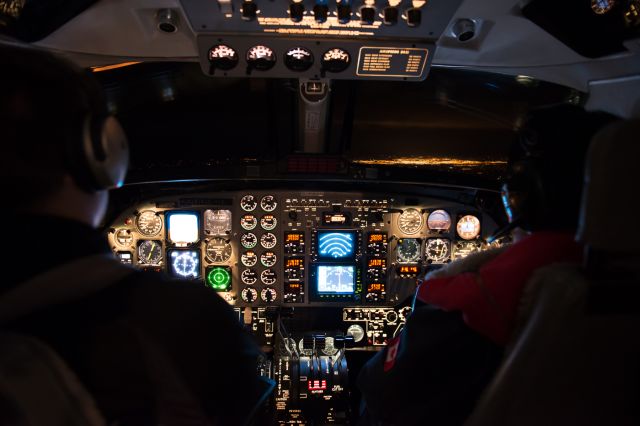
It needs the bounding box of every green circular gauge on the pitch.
[206,267,232,292]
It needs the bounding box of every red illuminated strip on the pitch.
[308,380,327,391]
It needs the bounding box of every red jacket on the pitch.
[416,231,583,346]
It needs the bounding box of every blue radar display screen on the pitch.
[167,212,199,245]
[317,265,355,294]
[169,250,201,279]
[317,231,356,259]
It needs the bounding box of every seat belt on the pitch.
[0,254,136,324]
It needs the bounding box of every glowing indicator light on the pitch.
[308,380,327,391]
[170,250,200,278]
[206,267,232,291]
[318,232,355,258]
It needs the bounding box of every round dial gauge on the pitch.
[260,214,277,230]
[398,306,413,321]
[205,238,232,263]
[427,210,451,231]
[425,238,450,263]
[284,47,314,72]
[241,232,258,249]
[457,215,481,240]
[260,232,277,249]
[453,241,482,260]
[246,45,276,71]
[136,210,162,237]
[241,287,258,303]
[591,0,616,14]
[261,269,277,285]
[241,250,258,267]
[204,209,232,236]
[171,251,200,278]
[241,268,258,285]
[321,48,351,73]
[208,44,239,70]
[138,240,162,266]
[260,251,277,267]
[115,229,133,246]
[397,238,421,263]
[240,195,257,212]
[260,195,278,212]
[240,214,258,231]
[397,208,423,235]
[261,287,277,303]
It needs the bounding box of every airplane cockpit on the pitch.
[1,0,639,425]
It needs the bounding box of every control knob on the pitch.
[289,1,305,22]
[241,1,257,20]
[313,0,329,23]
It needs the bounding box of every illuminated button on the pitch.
[321,48,351,73]
[208,44,239,71]
[360,6,375,24]
[241,1,257,20]
[206,267,232,292]
[290,2,305,22]
[406,7,421,27]
[313,0,329,22]
[337,3,351,23]
[285,47,314,71]
[383,6,398,25]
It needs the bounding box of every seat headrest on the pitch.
[576,120,640,252]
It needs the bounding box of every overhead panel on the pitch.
[180,0,463,80]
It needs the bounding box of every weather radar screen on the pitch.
[167,212,199,245]
[317,265,355,294]
[317,231,356,260]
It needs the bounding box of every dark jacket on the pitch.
[0,215,266,425]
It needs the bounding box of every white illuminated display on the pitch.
[168,213,199,244]
[170,250,200,278]
[318,265,355,294]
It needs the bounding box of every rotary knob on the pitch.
[289,1,305,22]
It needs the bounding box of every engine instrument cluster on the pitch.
[108,190,497,307]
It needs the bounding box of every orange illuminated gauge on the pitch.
[456,215,481,240]
[591,0,616,14]
[240,214,257,231]
[427,210,451,231]
[397,208,423,235]
[260,214,278,231]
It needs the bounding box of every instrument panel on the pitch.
[107,190,498,308]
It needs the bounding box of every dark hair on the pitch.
[506,104,618,232]
[0,43,105,206]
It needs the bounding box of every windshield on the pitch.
[93,62,584,188]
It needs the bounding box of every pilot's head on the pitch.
[0,43,128,227]
[502,104,617,234]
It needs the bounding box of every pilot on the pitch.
[356,105,618,425]
[0,43,271,425]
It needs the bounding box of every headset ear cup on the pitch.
[81,115,129,190]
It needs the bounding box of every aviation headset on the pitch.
[1,42,129,192]
[65,72,130,192]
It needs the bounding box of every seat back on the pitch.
[465,119,640,426]
[0,333,105,426]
